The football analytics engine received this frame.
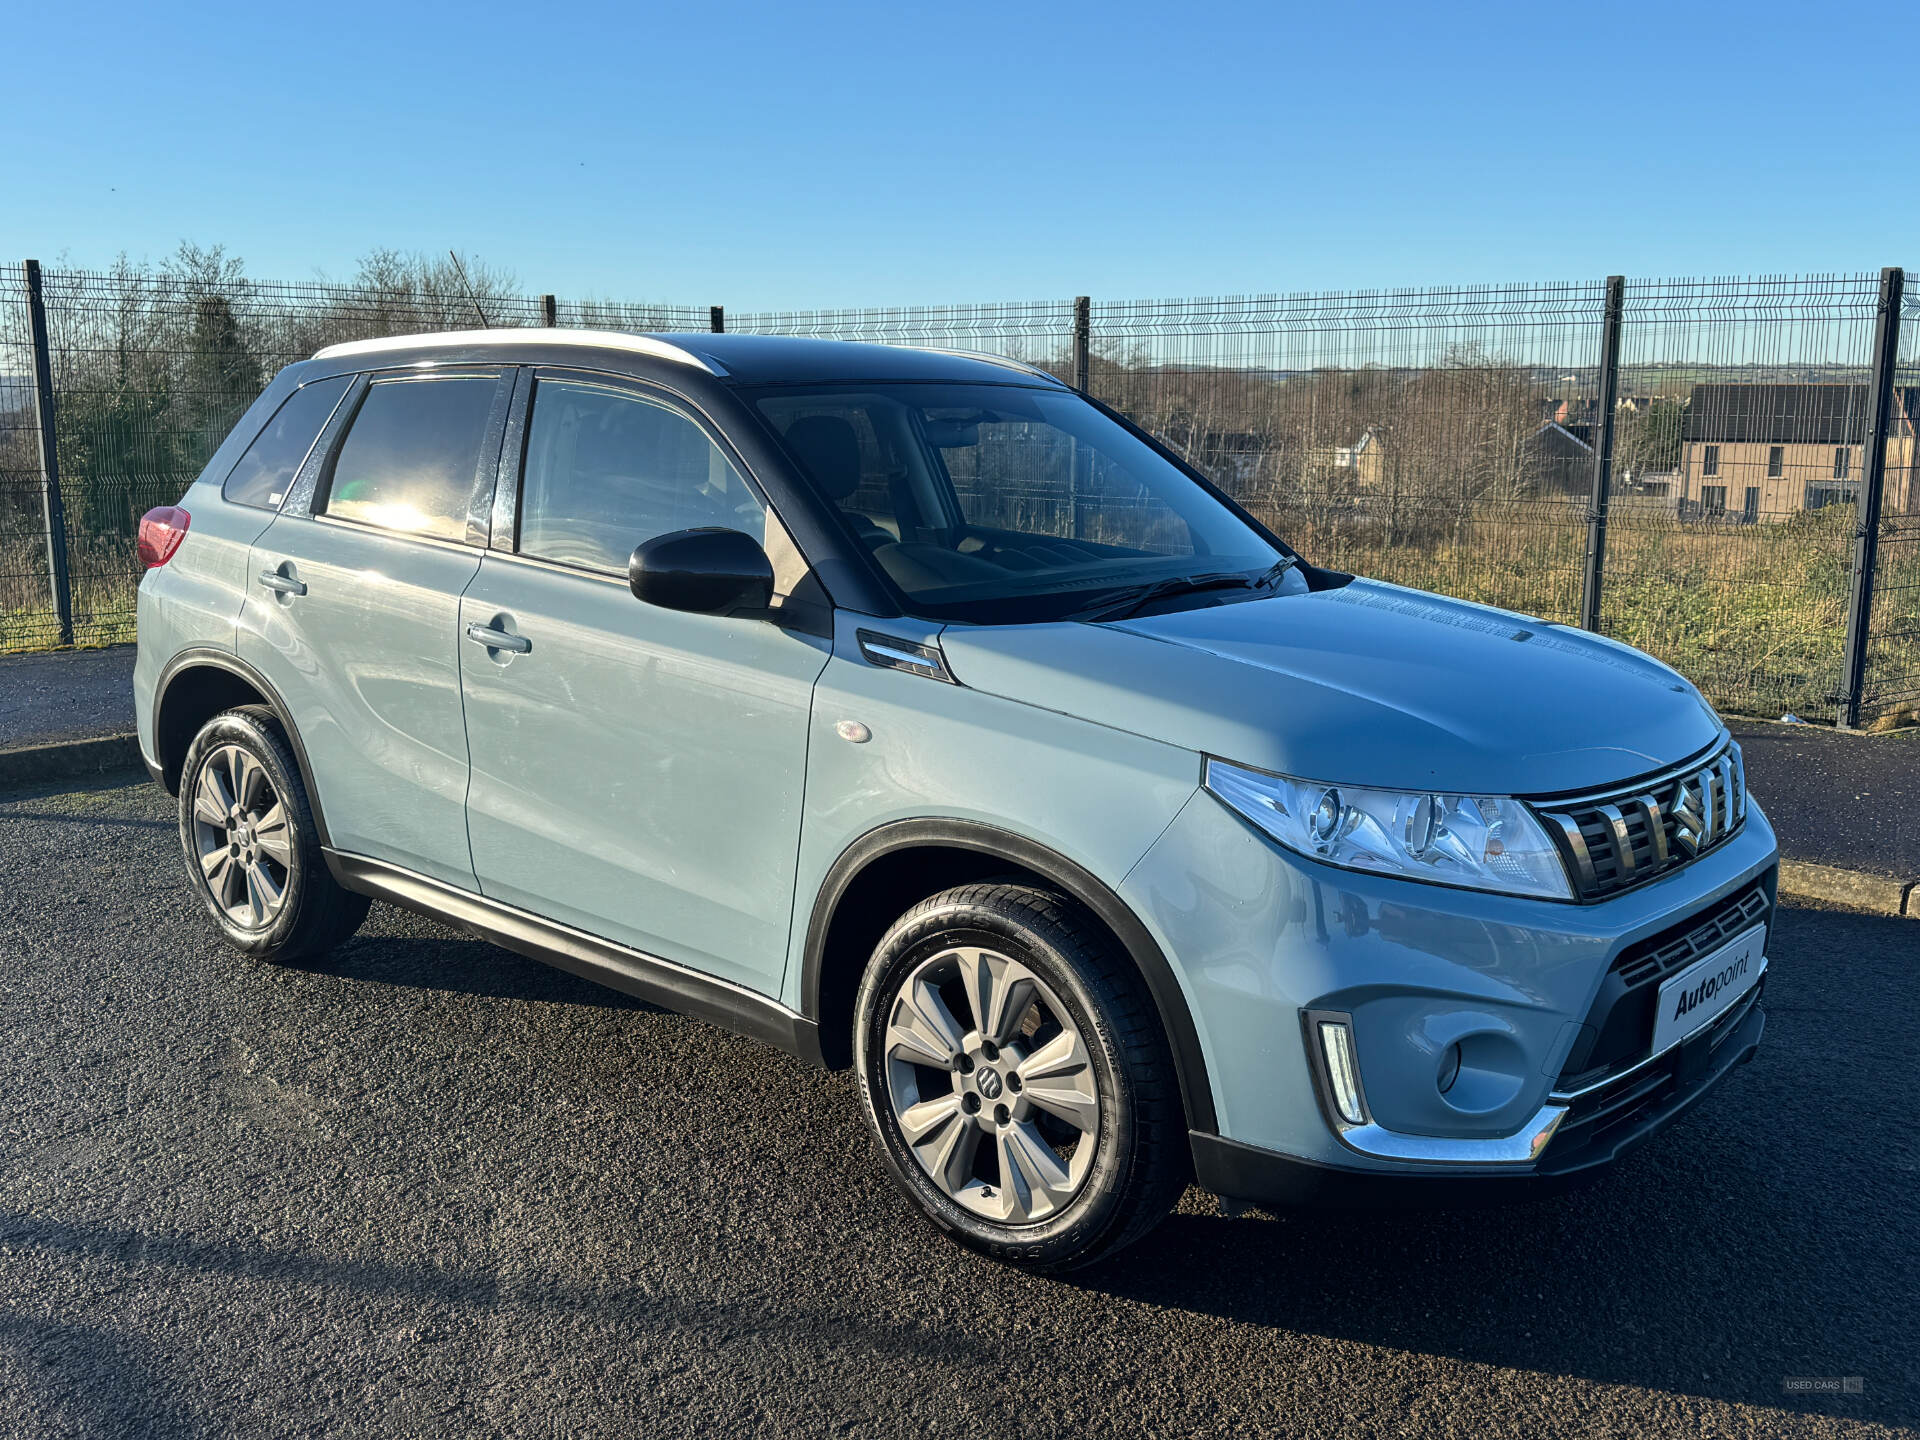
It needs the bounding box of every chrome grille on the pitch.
[1529,741,1746,901]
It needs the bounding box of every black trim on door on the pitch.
[324,850,826,1065]
[801,817,1218,1134]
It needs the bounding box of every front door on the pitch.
[239,366,510,888]
[458,371,829,994]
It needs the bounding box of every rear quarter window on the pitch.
[221,376,352,510]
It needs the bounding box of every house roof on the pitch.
[1529,421,1593,455]
[1681,384,1920,444]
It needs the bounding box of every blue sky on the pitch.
[9,0,1913,308]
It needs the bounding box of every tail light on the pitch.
[138,506,191,568]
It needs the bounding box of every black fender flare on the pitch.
[802,817,1218,1134]
[153,647,335,851]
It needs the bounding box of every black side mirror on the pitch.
[628,527,775,615]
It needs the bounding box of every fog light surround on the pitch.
[1306,1010,1371,1127]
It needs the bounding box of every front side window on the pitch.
[1702,484,1727,513]
[517,378,767,572]
[222,376,351,510]
[323,375,499,541]
[748,381,1288,623]
[1834,446,1851,479]
[1767,445,1784,478]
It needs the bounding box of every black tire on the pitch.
[176,705,369,963]
[854,882,1189,1272]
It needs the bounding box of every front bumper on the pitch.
[1120,783,1779,1196]
[1192,991,1764,1208]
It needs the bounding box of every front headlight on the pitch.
[1203,758,1573,901]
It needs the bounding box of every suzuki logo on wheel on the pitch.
[977,1069,1004,1100]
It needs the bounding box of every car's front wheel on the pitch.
[176,705,369,963]
[854,882,1188,1271]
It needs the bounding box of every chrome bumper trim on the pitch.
[1329,1102,1569,1167]
[1550,956,1768,1102]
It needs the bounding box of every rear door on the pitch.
[457,368,830,993]
[239,366,512,888]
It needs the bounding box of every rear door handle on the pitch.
[465,622,531,654]
[258,569,306,596]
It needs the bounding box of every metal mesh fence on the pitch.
[0,262,54,649]
[726,300,1075,374]
[1,262,1914,724]
[1088,284,1605,626]
[1862,278,1920,716]
[1602,274,1881,721]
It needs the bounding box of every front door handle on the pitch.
[465,622,531,654]
[258,569,307,596]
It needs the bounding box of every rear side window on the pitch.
[221,376,351,510]
[517,378,766,572]
[323,376,499,542]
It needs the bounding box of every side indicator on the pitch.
[835,720,872,744]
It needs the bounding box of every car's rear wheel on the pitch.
[177,706,368,963]
[854,882,1188,1272]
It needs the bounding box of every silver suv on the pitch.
[134,330,1777,1270]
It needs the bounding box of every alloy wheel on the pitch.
[882,945,1102,1224]
[190,744,293,930]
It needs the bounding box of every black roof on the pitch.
[1681,383,1920,444]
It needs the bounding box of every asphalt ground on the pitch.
[0,646,137,750]
[1729,720,1920,881]
[0,773,1913,1438]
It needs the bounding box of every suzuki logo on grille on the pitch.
[1538,745,1742,898]
[1670,770,1715,856]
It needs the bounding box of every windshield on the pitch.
[746,381,1295,623]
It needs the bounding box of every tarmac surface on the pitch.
[0,646,138,750]
[0,773,1912,1438]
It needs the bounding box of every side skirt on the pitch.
[324,849,825,1066]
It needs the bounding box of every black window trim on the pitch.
[498,364,795,581]
[220,374,356,513]
[298,363,513,548]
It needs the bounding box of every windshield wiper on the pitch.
[1071,557,1296,623]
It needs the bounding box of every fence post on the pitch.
[539,293,557,327]
[1578,275,1625,634]
[1071,296,1090,393]
[1837,265,1905,729]
[23,259,73,647]
[710,306,725,334]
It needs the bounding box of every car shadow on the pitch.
[279,932,662,1011]
[1063,903,1920,1425]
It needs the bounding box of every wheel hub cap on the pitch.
[881,945,1102,1225]
[190,744,292,931]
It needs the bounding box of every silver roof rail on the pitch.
[312,328,726,376]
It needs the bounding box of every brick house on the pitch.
[1677,383,1920,521]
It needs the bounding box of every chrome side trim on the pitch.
[855,629,956,683]
[314,328,727,375]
